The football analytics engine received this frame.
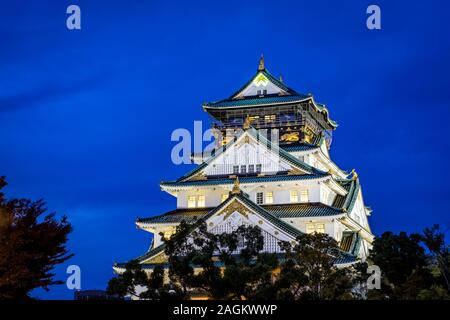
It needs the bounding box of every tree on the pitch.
[0,177,73,299]
[420,225,450,292]
[164,221,280,300]
[106,260,185,300]
[277,233,356,300]
[108,221,358,300]
[368,231,437,299]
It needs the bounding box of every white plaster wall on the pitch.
[177,188,230,208]
[204,141,291,176]
[280,217,336,239]
[176,180,328,209]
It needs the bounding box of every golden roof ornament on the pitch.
[350,169,358,180]
[279,74,283,82]
[258,54,265,71]
[231,176,241,195]
[243,115,251,130]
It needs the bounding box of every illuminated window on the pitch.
[264,114,276,122]
[249,115,259,122]
[256,192,264,205]
[300,190,309,202]
[240,165,246,174]
[248,165,255,173]
[316,223,325,233]
[290,190,298,203]
[266,192,273,204]
[221,194,229,203]
[188,196,196,208]
[233,166,239,174]
[306,224,315,234]
[197,195,205,208]
[306,223,325,234]
[256,164,262,173]
[163,228,175,239]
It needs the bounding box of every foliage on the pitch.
[277,233,356,300]
[367,227,450,300]
[107,214,450,300]
[0,177,73,300]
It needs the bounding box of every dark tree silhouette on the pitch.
[0,177,73,299]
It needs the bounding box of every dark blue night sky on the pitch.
[1,0,449,299]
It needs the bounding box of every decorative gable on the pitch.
[203,132,292,176]
[205,196,298,245]
[233,71,287,98]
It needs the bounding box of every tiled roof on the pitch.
[202,68,337,127]
[137,208,210,224]
[332,178,359,211]
[203,94,309,108]
[161,173,328,188]
[264,203,344,218]
[281,143,320,152]
[127,193,358,268]
[136,244,166,263]
[138,202,344,225]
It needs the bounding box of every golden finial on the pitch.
[350,169,358,180]
[258,54,265,71]
[243,115,251,130]
[279,74,283,82]
[231,176,241,195]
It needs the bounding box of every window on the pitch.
[248,165,255,173]
[264,114,276,122]
[240,165,246,174]
[300,190,309,202]
[163,228,175,239]
[188,196,196,208]
[197,195,205,208]
[316,223,325,233]
[233,165,239,174]
[221,194,229,203]
[290,190,298,203]
[256,192,264,205]
[256,164,262,173]
[306,223,325,234]
[266,191,273,204]
[306,224,315,234]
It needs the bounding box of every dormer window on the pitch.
[257,89,267,96]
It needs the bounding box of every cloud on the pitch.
[0,73,107,114]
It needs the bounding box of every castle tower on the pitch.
[114,58,374,275]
